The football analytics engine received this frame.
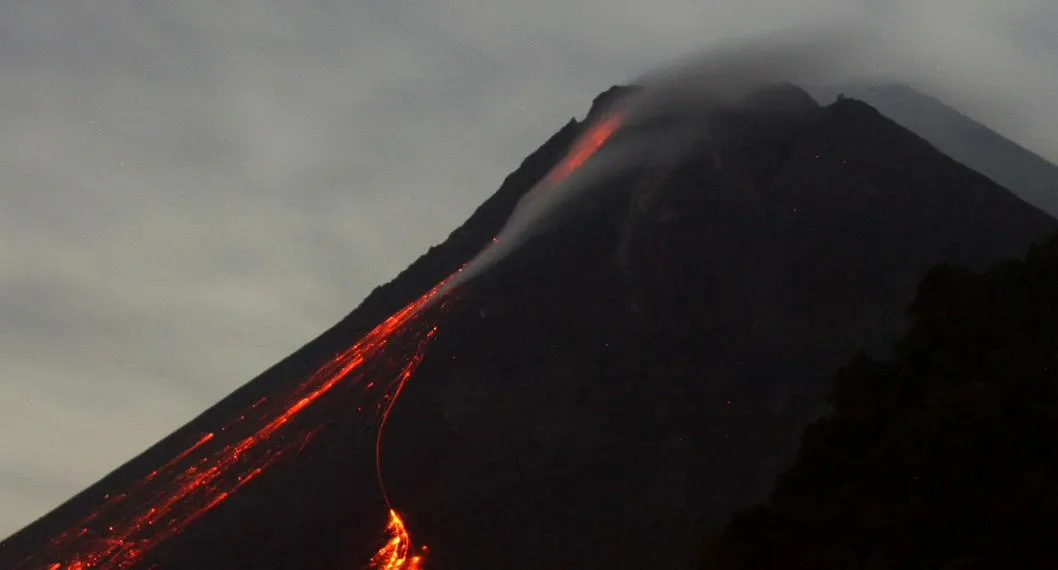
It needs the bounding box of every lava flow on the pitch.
[546,110,624,184]
[368,510,423,570]
[18,104,626,570]
[22,282,448,570]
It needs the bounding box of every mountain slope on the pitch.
[2,85,1055,570]
[0,93,593,568]
[836,83,1058,218]
[377,92,1055,569]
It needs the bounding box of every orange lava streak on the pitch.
[369,510,423,570]
[144,433,214,483]
[375,327,439,501]
[546,110,625,184]
[29,282,449,570]
[361,104,627,566]
[366,326,438,569]
[27,101,629,570]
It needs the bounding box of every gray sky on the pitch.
[1,0,1056,538]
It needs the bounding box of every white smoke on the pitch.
[438,22,1046,295]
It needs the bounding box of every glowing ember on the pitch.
[369,510,424,570]
[366,327,437,569]
[20,104,626,570]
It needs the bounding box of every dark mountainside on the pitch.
[2,84,1055,570]
[709,233,1058,570]
[837,83,1058,218]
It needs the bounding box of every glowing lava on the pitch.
[369,327,437,569]
[24,282,448,570]
[369,510,423,570]
[19,103,626,570]
[546,110,625,184]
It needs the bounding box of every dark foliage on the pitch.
[711,233,1058,570]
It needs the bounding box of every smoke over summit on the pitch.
[444,25,989,292]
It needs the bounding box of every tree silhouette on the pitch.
[707,232,1058,570]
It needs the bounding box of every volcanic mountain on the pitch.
[1,84,1055,570]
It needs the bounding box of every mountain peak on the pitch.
[585,84,638,119]
[742,81,818,113]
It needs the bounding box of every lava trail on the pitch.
[21,283,448,570]
[18,103,627,570]
[546,111,624,185]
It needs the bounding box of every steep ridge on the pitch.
[837,83,1058,218]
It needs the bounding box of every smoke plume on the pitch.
[441,22,1048,294]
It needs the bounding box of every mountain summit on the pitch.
[2,84,1054,570]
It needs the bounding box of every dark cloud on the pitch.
[1,0,1056,536]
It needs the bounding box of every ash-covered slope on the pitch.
[836,83,1058,218]
[3,85,1055,570]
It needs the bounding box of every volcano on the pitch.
[1,83,1055,570]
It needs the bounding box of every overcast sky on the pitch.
[1,0,1056,538]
